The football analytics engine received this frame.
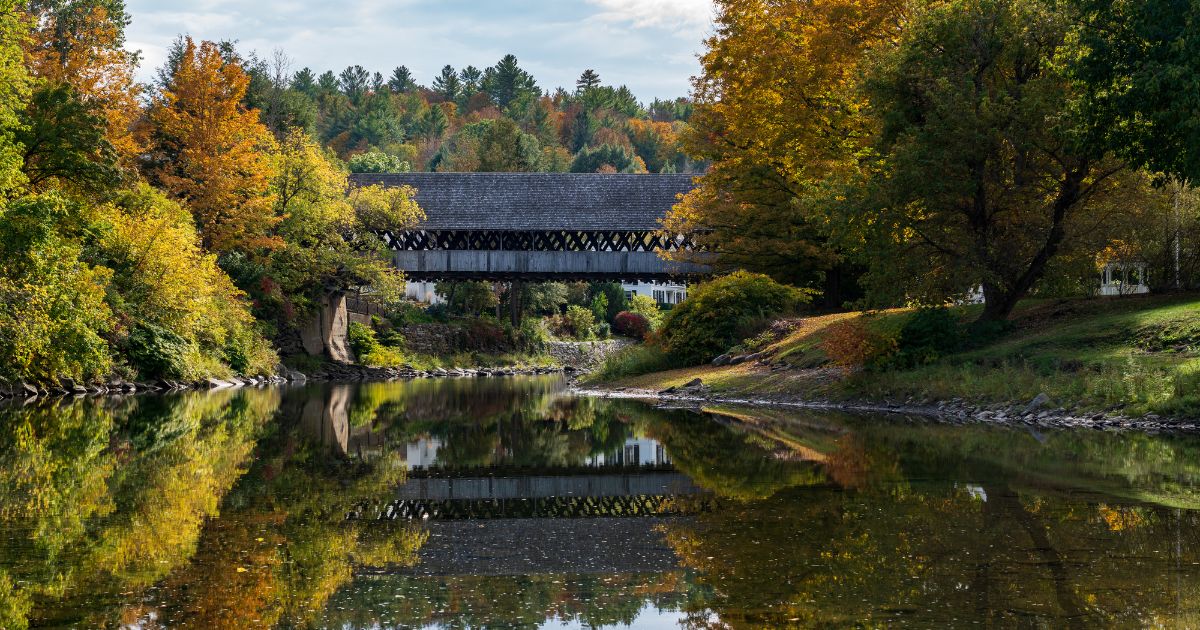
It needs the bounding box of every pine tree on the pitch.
[387,65,415,92]
[576,69,601,93]
[431,64,461,103]
[482,54,538,109]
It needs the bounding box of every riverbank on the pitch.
[0,363,571,401]
[580,294,1200,429]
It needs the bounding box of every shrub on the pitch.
[895,307,962,366]
[388,302,435,327]
[588,344,681,382]
[348,322,406,367]
[660,271,812,365]
[565,305,598,340]
[590,293,609,324]
[597,322,611,339]
[460,317,507,350]
[626,295,663,330]
[613,311,651,339]
[126,322,191,379]
[514,317,549,352]
[348,322,377,356]
[821,318,899,372]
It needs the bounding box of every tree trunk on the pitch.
[974,169,1086,324]
[978,283,1020,323]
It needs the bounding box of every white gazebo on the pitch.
[1099,262,1150,296]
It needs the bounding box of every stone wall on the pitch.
[399,323,465,356]
[546,339,634,369]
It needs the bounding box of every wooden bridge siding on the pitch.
[395,473,703,501]
[393,250,708,280]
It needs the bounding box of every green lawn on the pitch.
[597,294,1200,418]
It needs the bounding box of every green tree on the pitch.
[436,281,499,317]
[431,64,461,103]
[387,65,416,93]
[347,150,409,173]
[575,69,601,93]
[570,143,646,173]
[482,54,538,109]
[857,0,1127,321]
[16,83,122,192]
[660,271,810,364]
[0,193,114,382]
[0,2,31,195]
[1072,0,1200,181]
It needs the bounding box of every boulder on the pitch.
[1023,393,1051,416]
[711,354,732,367]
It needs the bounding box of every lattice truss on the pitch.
[379,229,701,253]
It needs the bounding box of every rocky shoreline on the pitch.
[573,379,1198,433]
[0,363,572,401]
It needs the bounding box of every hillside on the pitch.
[592,295,1200,419]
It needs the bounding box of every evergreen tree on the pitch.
[337,65,370,102]
[316,70,338,93]
[576,69,601,93]
[569,107,597,152]
[387,65,416,92]
[459,65,483,94]
[482,54,538,109]
[431,64,461,102]
[291,67,317,95]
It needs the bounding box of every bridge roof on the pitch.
[349,172,695,231]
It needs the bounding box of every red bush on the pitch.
[613,311,650,339]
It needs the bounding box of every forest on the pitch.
[0,0,696,387]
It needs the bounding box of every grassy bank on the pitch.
[587,294,1200,418]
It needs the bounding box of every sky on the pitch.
[123,0,715,102]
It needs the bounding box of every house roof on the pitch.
[349,172,696,231]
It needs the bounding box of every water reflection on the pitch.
[5,379,1200,627]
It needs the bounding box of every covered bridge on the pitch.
[349,172,709,281]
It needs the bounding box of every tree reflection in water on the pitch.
[5,380,1200,628]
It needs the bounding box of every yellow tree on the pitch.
[147,37,279,254]
[663,0,907,297]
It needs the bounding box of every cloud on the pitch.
[586,0,714,28]
[122,0,706,101]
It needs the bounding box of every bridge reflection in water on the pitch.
[296,377,709,579]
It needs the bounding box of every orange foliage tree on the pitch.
[23,2,142,163]
[663,0,905,292]
[146,37,280,254]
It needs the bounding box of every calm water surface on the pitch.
[4,376,1200,628]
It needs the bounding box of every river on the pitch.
[2,376,1200,628]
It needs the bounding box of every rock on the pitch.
[20,382,38,397]
[61,377,88,394]
[729,355,748,366]
[712,354,732,367]
[682,378,704,389]
[207,378,233,389]
[1023,393,1051,416]
[287,370,307,383]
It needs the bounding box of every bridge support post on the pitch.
[509,281,522,328]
